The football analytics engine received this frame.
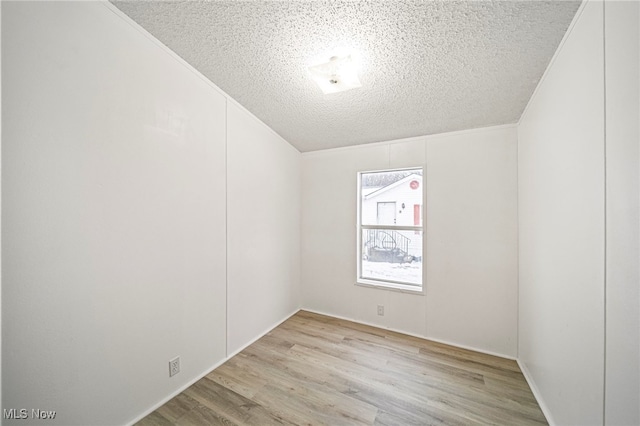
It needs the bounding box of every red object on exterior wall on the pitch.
[410,180,419,190]
[414,204,421,226]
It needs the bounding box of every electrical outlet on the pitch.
[169,356,180,377]
[377,305,384,316]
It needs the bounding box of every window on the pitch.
[357,167,423,292]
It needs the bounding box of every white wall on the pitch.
[604,1,639,424]
[2,2,301,425]
[518,1,640,424]
[425,127,518,357]
[301,125,518,358]
[226,101,301,356]
[0,1,3,414]
[518,1,606,425]
[3,1,636,425]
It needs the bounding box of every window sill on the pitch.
[356,279,424,295]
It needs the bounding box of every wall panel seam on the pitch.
[601,1,607,424]
[225,98,229,358]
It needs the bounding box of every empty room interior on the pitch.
[2,1,639,425]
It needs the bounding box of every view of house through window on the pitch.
[358,168,423,290]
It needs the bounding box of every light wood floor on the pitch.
[137,311,547,425]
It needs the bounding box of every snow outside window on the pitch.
[357,167,424,292]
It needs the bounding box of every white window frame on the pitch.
[356,167,425,294]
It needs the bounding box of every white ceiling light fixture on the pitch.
[308,54,362,95]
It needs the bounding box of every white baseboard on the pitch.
[125,358,228,426]
[517,359,556,426]
[226,308,301,359]
[423,335,517,361]
[128,308,545,426]
[300,308,516,361]
[303,309,557,423]
[126,308,300,426]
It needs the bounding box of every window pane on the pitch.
[361,229,423,285]
[361,169,423,226]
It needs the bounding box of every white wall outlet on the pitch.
[377,305,384,316]
[169,356,180,377]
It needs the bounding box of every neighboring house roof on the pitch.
[364,174,422,200]
[362,187,382,197]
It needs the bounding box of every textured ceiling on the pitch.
[111,1,581,152]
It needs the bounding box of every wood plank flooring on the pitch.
[137,311,547,425]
